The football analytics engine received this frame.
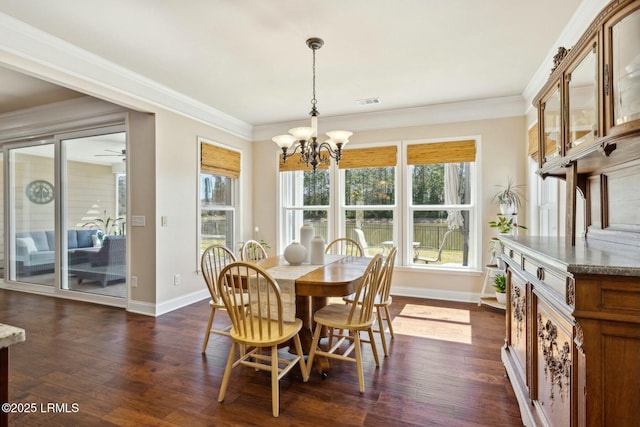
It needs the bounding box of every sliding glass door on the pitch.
[3,128,127,302]
[62,131,127,298]
[8,143,56,286]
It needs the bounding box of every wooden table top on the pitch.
[257,256,370,297]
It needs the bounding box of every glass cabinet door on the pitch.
[612,7,640,126]
[542,83,562,162]
[567,42,598,149]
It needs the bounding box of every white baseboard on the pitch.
[128,289,209,317]
[391,286,479,304]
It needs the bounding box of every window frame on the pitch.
[197,137,240,267]
[404,137,480,270]
[276,137,481,271]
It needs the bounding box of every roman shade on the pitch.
[279,153,330,171]
[201,143,241,178]
[338,146,397,169]
[407,140,476,165]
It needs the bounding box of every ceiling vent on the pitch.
[357,97,381,106]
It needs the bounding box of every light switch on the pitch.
[131,215,146,227]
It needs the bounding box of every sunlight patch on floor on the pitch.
[392,304,472,344]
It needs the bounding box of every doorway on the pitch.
[3,127,127,304]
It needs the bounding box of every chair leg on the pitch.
[367,328,380,366]
[218,341,236,403]
[305,324,323,381]
[353,332,365,393]
[271,344,279,417]
[376,307,388,357]
[384,305,395,340]
[293,333,308,381]
[201,307,216,353]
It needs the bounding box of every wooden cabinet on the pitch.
[534,0,640,245]
[500,237,640,426]
[505,2,640,425]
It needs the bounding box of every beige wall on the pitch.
[254,115,527,301]
[151,110,253,310]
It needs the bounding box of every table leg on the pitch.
[293,295,331,376]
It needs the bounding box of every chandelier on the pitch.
[272,37,353,172]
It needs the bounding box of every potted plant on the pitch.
[493,273,507,304]
[489,215,527,235]
[82,210,124,244]
[492,178,525,215]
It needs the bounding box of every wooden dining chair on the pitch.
[304,254,384,393]
[343,246,397,356]
[325,237,364,257]
[216,261,308,417]
[200,244,246,353]
[240,239,268,262]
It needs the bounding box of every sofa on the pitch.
[15,229,100,275]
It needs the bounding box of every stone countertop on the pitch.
[0,323,26,349]
[499,236,640,277]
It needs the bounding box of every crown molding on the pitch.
[0,12,253,140]
[522,0,610,113]
[253,95,526,141]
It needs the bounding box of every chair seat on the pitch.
[314,304,375,331]
[231,317,303,347]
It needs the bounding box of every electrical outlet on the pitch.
[131,276,138,287]
[173,274,181,286]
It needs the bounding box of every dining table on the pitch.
[255,254,370,374]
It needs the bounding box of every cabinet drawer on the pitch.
[524,257,570,304]
[505,247,523,266]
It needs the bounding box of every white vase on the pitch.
[310,235,325,265]
[499,203,515,215]
[283,241,306,266]
[300,223,314,263]
[495,292,507,305]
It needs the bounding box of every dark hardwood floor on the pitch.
[0,289,523,426]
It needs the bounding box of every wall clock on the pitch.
[25,180,55,204]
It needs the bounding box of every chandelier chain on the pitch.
[311,45,317,113]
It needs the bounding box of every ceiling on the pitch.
[0,0,583,128]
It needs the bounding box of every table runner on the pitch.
[260,254,345,322]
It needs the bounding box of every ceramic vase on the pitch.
[495,292,507,305]
[283,241,307,266]
[300,223,314,263]
[310,235,325,265]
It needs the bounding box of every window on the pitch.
[279,154,330,248]
[339,146,397,257]
[199,139,240,254]
[277,138,479,269]
[407,139,477,268]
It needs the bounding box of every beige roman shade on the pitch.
[528,123,539,161]
[407,140,476,165]
[279,153,330,172]
[201,143,241,179]
[338,146,397,169]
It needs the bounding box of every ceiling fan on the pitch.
[95,148,126,160]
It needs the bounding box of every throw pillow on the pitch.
[16,237,38,253]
